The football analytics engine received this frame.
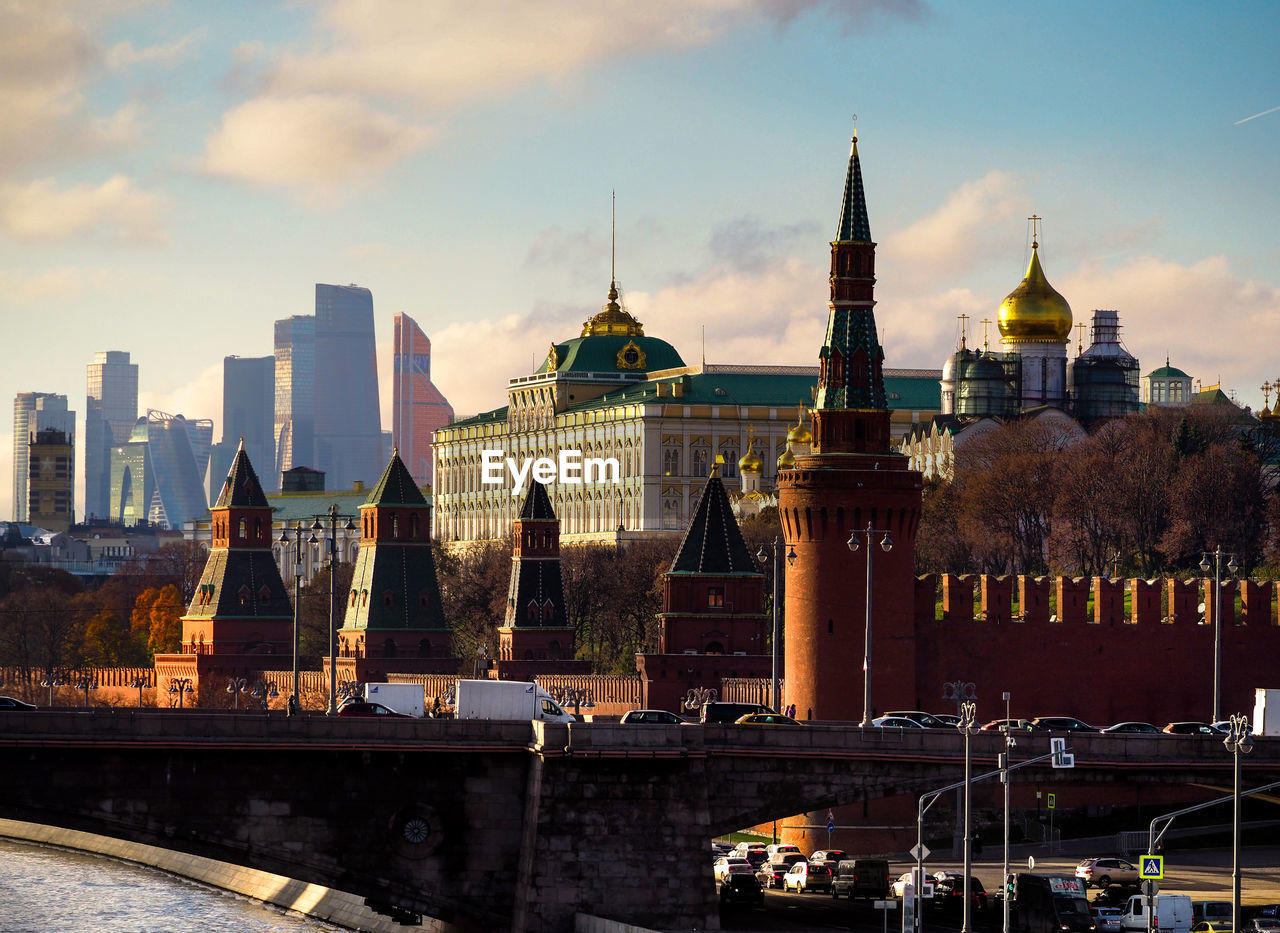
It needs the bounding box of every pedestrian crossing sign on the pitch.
[1140,855,1164,879]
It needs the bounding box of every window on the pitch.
[383,591,394,608]
[238,518,246,539]
[382,638,397,658]
[663,447,680,475]
[707,587,725,608]
[691,447,708,477]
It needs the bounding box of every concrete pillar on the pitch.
[1130,578,1161,625]
[980,575,1013,624]
[942,574,974,623]
[1018,576,1051,624]
[915,574,938,627]
[1055,577,1089,624]
[1167,578,1199,626]
[1240,579,1274,626]
[1093,577,1125,625]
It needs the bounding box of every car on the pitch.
[1248,921,1280,933]
[1075,857,1139,888]
[336,701,413,718]
[784,861,833,893]
[980,718,1042,732]
[620,709,686,724]
[1211,720,1252,735]
[884,710,950,728]
[719,871,765,907]
[765,843,801,858]
[0,696,38,711]
[700,701,769,723]
[1032,716,1098,732]
[711,841,734,855]
[1256,905,1280,920]
[891,871,918,898]
[1162,721,1221,735]
[932,713,961,727]
[808,849,847,866]
[714,857,754,883]
[1190,923,1233,933]
[932,872,987,913]
[1092,906,1124,933]
[1091,887,1132,908]
[761,854,805,887]
[1192,901,1233,924]
[1100,722,1161,734]
[871,716,926,729]
[734,712,803,725]
[733,845,769,869]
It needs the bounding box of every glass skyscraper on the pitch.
[109,410,209,530]
[274,315,315,483]
[392,313,453,486]
[314,283,382,490]
[207,355,274,502]
[85,350,138,521]
[12,392,74,522]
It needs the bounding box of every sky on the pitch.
[3,0,1279,521]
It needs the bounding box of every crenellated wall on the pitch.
[913,574,1280,727]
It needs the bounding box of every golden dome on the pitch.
[786,417,812,447]
[997,243,1072,343]
[738,446,763,475]
[777,445,796,470]
[581,281,644,337]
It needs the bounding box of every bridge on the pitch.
[2,711,1277,932]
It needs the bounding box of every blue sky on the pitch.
[3,0,1278,519]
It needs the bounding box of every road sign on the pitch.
[875,900,899,910]
[920,882,935,898]
[1140,855,1164,879]
[827,819,836,833]
[1028,856,1036,871]
[910,843,931,861]
[1050,737,1076,769]
[1047,793,1056,810]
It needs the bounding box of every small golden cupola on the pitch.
[785,406,813,457]
[738,443,763,475]
[581,280,644,337]
[997,230,1072,344]
[776,444,796,471]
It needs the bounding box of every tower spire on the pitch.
[835,124,872,244]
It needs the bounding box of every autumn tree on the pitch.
[130,584,185,658]
[1160,440,1267,572]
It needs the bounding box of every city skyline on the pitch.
[2,1,1279,519]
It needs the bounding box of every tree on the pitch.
[130,585,184,659]
[1161,441,1267,573]
[298,561,355,664]
[436,540,509,671]
[145,540,208,605]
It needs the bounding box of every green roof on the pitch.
[537,333,685,376]
[1148,364,1190,378]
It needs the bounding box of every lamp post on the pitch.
[73,673,98,708]
[957,699,980,933]
[473,644,488,680]
[128,675,148,708]
[280,522,317,716]
[40,670,65,707]
[682,685,718,715]
[1199,547,1239,724]
[226,676,249,710]
[251,679,280,711]
[756,538,797,713]
[944,681,978,857]
[169,677,194,709]
[1224,714,1253,933]
[848,523,893,727]
[312,505,356,716]
[1000,690,1016,933]
[550,685,594,717]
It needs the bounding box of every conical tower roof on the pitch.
[366,449,427,506]
[518,480,557,520]
[214,439,270,509]
[835,133,872,244]
[669,473,757,574]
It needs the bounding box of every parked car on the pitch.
[784,861,833,893]
[1191,902,1233,924]
[719,871,765,907]
[1100,722,1161,734]
[0,696,38,711]
[980,718,1042,732]
[933,872,987,913]
[714,857,754,883]
[735,712,802,725]
[620,709,686,724]
[1032,716,1098,732]
[1076,857,1139,888]
[883,710,950,728]
[1093,906,1125,933]
[1162,721,1220,735]
[336,701,413,718]
[871,716,926,729]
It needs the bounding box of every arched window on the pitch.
[527,602,539,623]
[382,638,397,658]
[547,640,562,661]
[543,601,555,623]
[383,590,394,608]
[705,641,725,655]
[392,514,399,538]
[254,517,262,539]
[238,517,247,539]
[417,639,432,658]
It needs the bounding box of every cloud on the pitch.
[0,176,167,243]
[202,93,432,201]
[0,266,115,304]
[105,31,203,68]
[139,360,224,427]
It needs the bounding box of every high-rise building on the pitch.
[85,351,138,521]
[273,315,315,484]
[314,283,382,491]
[391,313,453,486]
[27,427,74,532]
[12,392,74,522]
[206,355,274,503]
[109,410,210,530]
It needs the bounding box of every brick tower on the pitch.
[494,481,588,678]
[776,131,923,722]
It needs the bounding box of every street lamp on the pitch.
[251,679,280,710]
[40,670,65,707]
[1199,547,1239,723]
[73,673,98,708]
[1224,714,1253,932]
[169,677,194,709]
[472,644,488,680]
[128,675,148,708]
[756,538,797,713]
[944,681,978,857]
[550,685,595,717]
[682,685,718,714]
[280,522,317,716]
[313,506,356,716]
[1000,690,1016,933]
[957,699,980,933]
[226,676,250,710]
[849,523,893,727]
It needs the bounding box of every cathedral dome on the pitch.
[739,446,763,475]
[997,243,1072,343]
[776,445,796,470]
[786,419,812,447]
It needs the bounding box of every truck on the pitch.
[1011,874,1094,933]
[454,679,576,723]
[363,683,425,718]
[1120,893,1191,933]
[1254,687,1280,737]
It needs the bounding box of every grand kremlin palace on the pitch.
[431,283,941,543]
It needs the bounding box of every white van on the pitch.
[1121,894,1192,933]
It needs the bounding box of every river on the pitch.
[0,838,348,933]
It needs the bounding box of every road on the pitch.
[719,847,1280,931]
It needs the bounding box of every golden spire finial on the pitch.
[1262,381,1272,410]
[980,317,992,351]
[958,313,969,350]
[795,403,805,428]
[1076,322,1086,356]
[1029,213,1042,248]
